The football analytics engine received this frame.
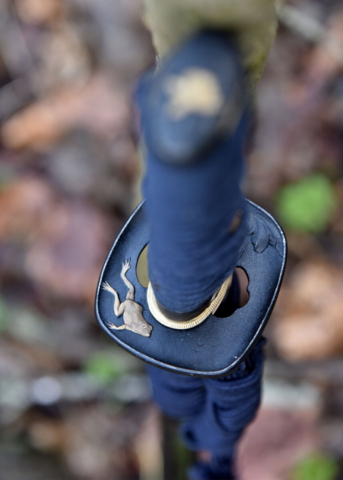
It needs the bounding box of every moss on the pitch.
[292,453,339,480]
[276,174,338,233]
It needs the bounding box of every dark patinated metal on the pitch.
[95,199,286,378]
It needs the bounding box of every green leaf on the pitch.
[276,174,337,233]
[292,453,339,480]
[84,352,123,384]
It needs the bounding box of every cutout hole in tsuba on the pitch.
[136,244,149,288]
[214,267,249,318]
[237,267,249,308]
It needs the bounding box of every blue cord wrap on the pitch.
[136,29,248,314]
[147,336,265,479]
[137,77,248,313]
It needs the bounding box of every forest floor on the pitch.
[1,0,343,479]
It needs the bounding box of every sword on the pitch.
[96,3,286,478]
[96,31,286,376]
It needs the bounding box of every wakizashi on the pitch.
[96,2,285,479]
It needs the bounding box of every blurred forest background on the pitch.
[0,0,343,479]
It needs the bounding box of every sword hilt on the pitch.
[137,30,249,317]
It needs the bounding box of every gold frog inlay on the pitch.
[102,259,153,338]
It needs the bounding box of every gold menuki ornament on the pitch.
[102,259,153,338]
[164,67,225,119]
[147,275,233,330]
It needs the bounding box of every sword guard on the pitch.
[95,200,286,378]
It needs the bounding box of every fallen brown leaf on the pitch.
[14,0,65,25]
[0,176,56,241]
[274,260,343,361]
[24,200,116,305]
[1,74,129,151]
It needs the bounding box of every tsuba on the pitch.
[95,200,286,378]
